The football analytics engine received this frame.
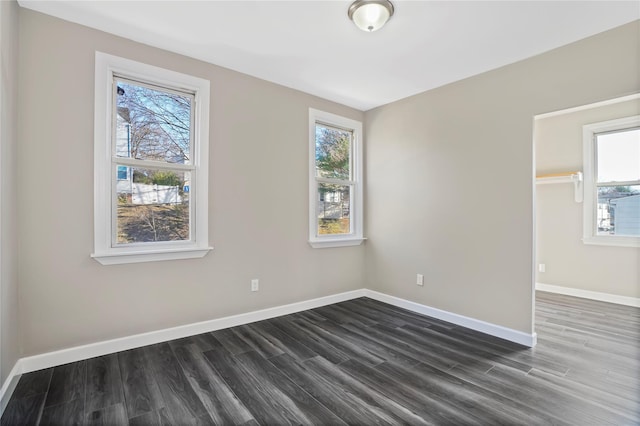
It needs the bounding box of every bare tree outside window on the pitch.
[114,79,193,243]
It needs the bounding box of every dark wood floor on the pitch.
[2,292,639,425]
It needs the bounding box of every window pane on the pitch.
[317,183,351,235]
[115,79,192,164]
[597,185,640,236]
[116,166,190,244]
[315,124,351,180]
[596,128,640,183]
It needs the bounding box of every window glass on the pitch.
[315,124,351,180]
[596,128,640,183]
[112,78,194,246]
[317,183,351,235]
[593,126,640,238]
[115,79,192,164]
[116,167,190,244]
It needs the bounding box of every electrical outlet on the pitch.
[538,264,546,273]
[416,274,424,286]
[251,279,259,292]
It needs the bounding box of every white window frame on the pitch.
[583,115,640,248]
[92,52,211,264]
[309,109,364,248]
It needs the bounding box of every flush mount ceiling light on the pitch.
[348,0,394,32]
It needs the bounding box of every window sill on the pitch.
[583,236,640,248]
[92,246,213,265]
[308,237,366,249]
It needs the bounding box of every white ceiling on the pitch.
[18,1,640,111]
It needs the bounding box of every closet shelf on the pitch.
[536,171,583,202]
[536,171,582,184]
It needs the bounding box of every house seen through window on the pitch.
[594,127,640,237]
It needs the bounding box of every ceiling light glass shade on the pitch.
[348,0,394,32]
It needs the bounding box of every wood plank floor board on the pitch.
[234,351,347,425]
[303,355,429,425]
[43,361,86,409]
[392,323,517,373]
[534,338,637,378]
[446,325,570,376]
[376,359,543,425]
[584,335,640,359]
[289,316,388,368]
[358,298,456,330]
[39,397,84,426]
[230,324,285,359]
[8,369,52,401]
[423,327,571,377]
[311,304,378,327]
[268,353,400,425]
[528,367,640,423]
[534,322,591,346]
[450,363,589,425]
[128,407,173,426]
[118,347,165,419]
[337,358,484,425]
[306,318,421,368]
[171,342,255,425]
[85,354,125,414]
[544,315,639,340]
[0,393,46,426]
[202,347,284,424]
[599,369,640,398]
[356,320,497,373]
[336,300,409,327]
[204,347,337,425]
[247,320,318,362]
[267,316,351,365]
[85,403,128,426]
[143,342,210,423]
[421,324,538,366]
[3,292,639,425]
[167,332,223,353]
[209,328,253,356]
[292,310,328,324]
[129,407,215,426]
[340,321,459,372]
[537,293,640,322]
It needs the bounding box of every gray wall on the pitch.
[364,21,639,334]
[17,9,364,356]
[536,98,640,298]
[1,0,20,384]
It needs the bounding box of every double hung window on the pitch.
[93,52,211,264]
[309,109,364,248]
[583,116,640,247]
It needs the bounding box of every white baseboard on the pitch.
[18,289,367,374]
[364,290,537,347]
[2,287,536,415]
[536,282,640,308]
[0,360,23,415]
